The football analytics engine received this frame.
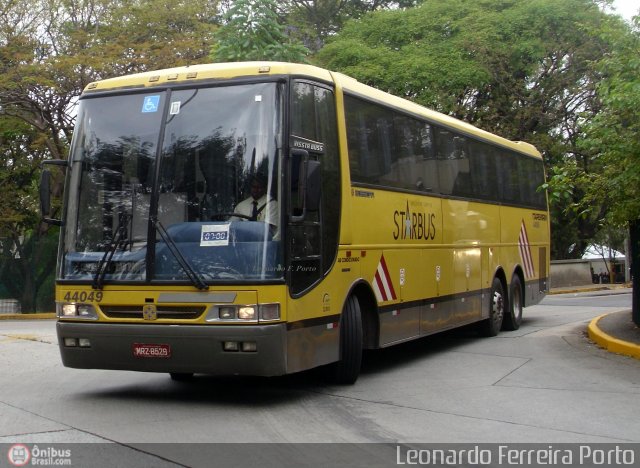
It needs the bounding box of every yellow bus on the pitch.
[41,62,549,384]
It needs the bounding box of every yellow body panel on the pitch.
[334,188,549,309]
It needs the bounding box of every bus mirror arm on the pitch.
[39,159,68,226]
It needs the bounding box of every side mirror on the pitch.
[39,169,52,217]
[39,160,67,226]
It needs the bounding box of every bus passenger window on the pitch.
[435,128,470,196]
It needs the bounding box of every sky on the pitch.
[611,0,639,21]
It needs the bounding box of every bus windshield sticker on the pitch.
[169,101,181,115]
[141,95,160,113]
[200,224,230,247]
[291,135,325,154]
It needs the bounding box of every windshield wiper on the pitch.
[92,212,130,290]
[152,217,209,291]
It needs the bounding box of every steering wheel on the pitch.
[210,213,253,221]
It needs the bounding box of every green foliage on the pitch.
[211,0,309,62]
[0,227,59,312]
[94,0,219,74]
[0,115,58,311]
[0,117,44,235]
[282,1,422,52]
[318,0,611,135]
[581,17,640,225]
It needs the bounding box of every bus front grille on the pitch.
[100,306,206,320]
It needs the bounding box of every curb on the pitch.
[549,287,608,295]
[0,313,56,321]
[587,314,640,360]
[549,284,631,295]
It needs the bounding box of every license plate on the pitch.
[132,343,171,358]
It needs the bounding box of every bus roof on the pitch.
[83,61,333,93]
[84,61,541,159]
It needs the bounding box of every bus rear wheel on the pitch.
[479,278,505,337]
[502,276,523,331]
[332,295,363,385]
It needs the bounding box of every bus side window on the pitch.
[434,129,473,198]
[417,122,438,193]
[468,140,498,202]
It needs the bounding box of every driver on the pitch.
[232,175,279,228]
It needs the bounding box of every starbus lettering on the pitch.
[393,201,436,241]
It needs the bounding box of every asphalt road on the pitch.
[0,290,638,467]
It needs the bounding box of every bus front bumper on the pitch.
[56,321,287,377]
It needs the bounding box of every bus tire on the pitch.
[503,276,523,331]
[479,277,505,337]
[170,372,194,381]
[333,295,363,385]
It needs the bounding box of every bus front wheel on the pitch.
[479,278,505,337]
[332,295,363,384]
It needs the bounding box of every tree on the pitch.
[1,0,218,161]
[283,0,421,52]
[581,17,640,226]
[0,116,58,312]
[211,0,309,62]
[317,0,629,259]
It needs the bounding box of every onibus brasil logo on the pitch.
[7,444,72,466]
[7,444,30,467]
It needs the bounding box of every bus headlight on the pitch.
[207,305,257,322]
[238,306,256,320]
[57,303,98,320]
[206,303,280,322]
[218,306,236,320]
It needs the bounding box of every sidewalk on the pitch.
[550,284,640,360]
[0,312,55,320]
[588,310,640,360]
[549,283,631,295]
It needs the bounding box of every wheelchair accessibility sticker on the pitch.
[142,95,160,113]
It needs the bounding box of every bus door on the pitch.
[287,80,340,296]
[285,80,341,372]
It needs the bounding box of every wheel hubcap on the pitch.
[514,288,522,317]
[492,291,504,325]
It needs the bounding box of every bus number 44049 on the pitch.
[63,291,104,303]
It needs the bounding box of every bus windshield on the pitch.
[61,82,283,284]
